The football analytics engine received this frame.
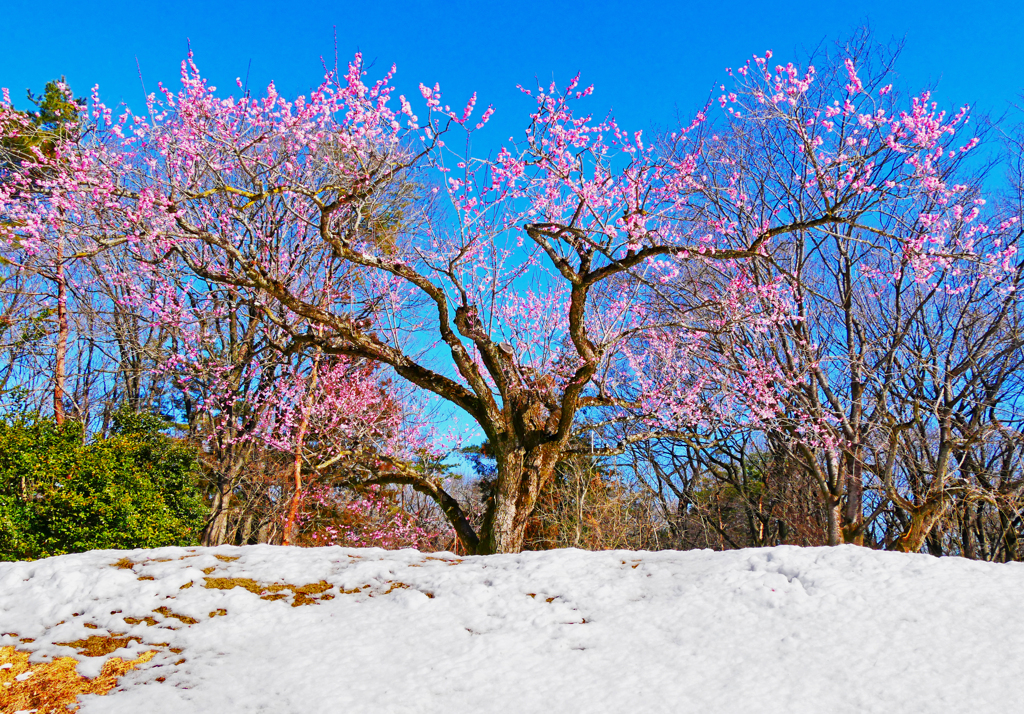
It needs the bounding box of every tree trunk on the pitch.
[282,411,310,546]
[54,252,68,425]
[202,482,233,546]
[240,514,254,545]
[825,494,844,546]
[893,497,947,553]
[283,355,318,546]
[478,443,559,554]
[842,448,864,545]
[999,510,1020,562]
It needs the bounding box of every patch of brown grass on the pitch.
[201,577,335,607]
[293,581,332,595]
[53,634,143,658]
[290,580,333,606]
[152,606,198,625]
[1,644,155,713]
[110,557,137,570]
[202,576,263,595]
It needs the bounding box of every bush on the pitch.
[0,412,205,561]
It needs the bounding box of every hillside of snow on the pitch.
[2,544,1022,713]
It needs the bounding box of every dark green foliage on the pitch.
[0,411,205,561]
[0,77,83,175]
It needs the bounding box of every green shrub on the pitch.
[0,411,205,561]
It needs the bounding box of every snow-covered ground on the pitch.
[2,544,1022,713]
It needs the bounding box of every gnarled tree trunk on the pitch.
[478,442,560,554]
[893,497,948,553]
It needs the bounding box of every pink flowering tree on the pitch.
[112,262,430,547]
[1,81,175,427]
[250,352,436,546]
[672,36,1024,549]
[0,81,89,422]
[3,38,1017,554]
[301,484,454,551]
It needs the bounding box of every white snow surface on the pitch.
[1,544,1022,713]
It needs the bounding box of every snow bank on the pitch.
[2,545,1021,713]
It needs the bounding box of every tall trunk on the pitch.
[843,451,864,545]
[54,247,68,425]
[283,355,319,546]
[201,449,247,546]
[202,480,234,546]
[959,501,976,560]
[823,450,845,546]
[998,510,1019,562]
[282,410,310,546]
[894,409,954,554]
[841,258,864,546]
[843,382,864,545]
[825,495,844,546]
[240,514,255,545]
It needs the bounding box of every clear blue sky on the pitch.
[2,0,1022,156]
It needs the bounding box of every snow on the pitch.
[2,544,1022,713]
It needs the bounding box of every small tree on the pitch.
[0,79,85,423]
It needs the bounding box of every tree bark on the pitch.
[893,497,948,553]
[825,495,844,547]
[202,481,233,546]
[283,355,319,546]
[477,442,560,554]
[54,247,68,424]
[842,449,864,545]
[282,413,310,546]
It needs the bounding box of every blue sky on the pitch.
[2,0,1022,156]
